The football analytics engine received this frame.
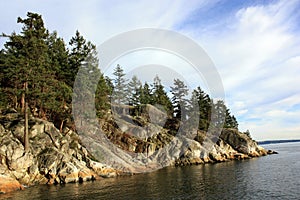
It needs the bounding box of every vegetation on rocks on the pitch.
[0,12,274,194]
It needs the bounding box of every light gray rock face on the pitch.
[0,105,270,193]
[81,104,269,172]
[0,113,118,193]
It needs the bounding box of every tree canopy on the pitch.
[0,12,240,151]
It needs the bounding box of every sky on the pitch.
[1,0,300,140]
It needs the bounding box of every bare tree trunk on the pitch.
[59,120,64,133]
[14,95,18,109]
[24,101,29,152]
[24,82,29,153]
[21,83,25,112]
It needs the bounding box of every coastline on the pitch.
[0,110,277,194]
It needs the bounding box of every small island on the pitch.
[0,12,275,194]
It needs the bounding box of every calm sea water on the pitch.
[2,142,300,200]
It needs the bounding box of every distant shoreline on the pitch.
[258,139,300,145]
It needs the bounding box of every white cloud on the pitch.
[180,0,300,140]
[0,0,212,47]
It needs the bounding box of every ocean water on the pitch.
[2,142,300,200]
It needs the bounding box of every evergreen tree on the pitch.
[231,115,238,129]
[187,89,200,129]
[0,11,243,152]
[189,87,212,131]
[224,109,238,129]
[1,12,51,152]
[105,76,114,100]
[112,64,128,104]
[152,75,173,116]
[45,31,72,130]
[67,30,95,87]
[211,100,227,129]
[46,31,69,82]
[73,47,102,125]
[95,73,110,118]
[139,82,152,105]
[170,79,189,120]
[127,75,142,106]
[0,49,10,108]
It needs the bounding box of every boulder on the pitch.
[0,175,23,194]
[0,113,121,192]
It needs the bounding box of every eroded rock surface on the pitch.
[0,106,274,194]
[0,111,117,194]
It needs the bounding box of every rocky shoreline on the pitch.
[0,110,120,194]
[0,108,277,194]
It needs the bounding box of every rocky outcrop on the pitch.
[90,105,273,170]
[0,106,274,194]
[0,175,23,194]
[0,109,118,194]
[174,130,269,166]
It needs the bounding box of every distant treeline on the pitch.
[0,12,238,134]
[258,140,300,145]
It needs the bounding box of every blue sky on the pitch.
[1,0,300,140]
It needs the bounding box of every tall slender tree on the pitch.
[211,100,227,129]
[112,64,128,104]
[189,87,212,131]
[1,12,50,152]
[139,82,152,105]
[224,109,238,129]
[170,79,189,120]
[127,75,142,106]
[73,45,103,126]
[67,30,95,87]
[95,73,111,118]
[152,75,173,116]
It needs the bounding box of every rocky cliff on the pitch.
[0,109,118,194]
[0,106,275,194]
[92,104,272,170]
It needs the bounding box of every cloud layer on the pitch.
[182,0,300,140]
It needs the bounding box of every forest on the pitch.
[0,12,238,152]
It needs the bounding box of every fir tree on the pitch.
[211,100,227,129]
[67,30,95,87]
[170,79,189,120]
[189,87,212,131]
[127,75,142,106]
[112,64,128,104]
[152,75,173,116]
[139,82,152,105]
[1,12,51,151]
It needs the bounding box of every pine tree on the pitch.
[73,47,102,125]
[1,12,50,152]
[127,75,142,106]
[112,64,128,104]
[224,109,238,129]
[67,30,95,87]
[211,100,227,129]
[95,73,110,118]
[231,115,238,129]
[46,31,69,82]
[189,87,212,131]
[0,49,10,108]
[105,76,114,100]
[45,31,73,131]
[139,82,152,105]
[170,79,189,120]
[152,75,173,116]
[187,89,200,129]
